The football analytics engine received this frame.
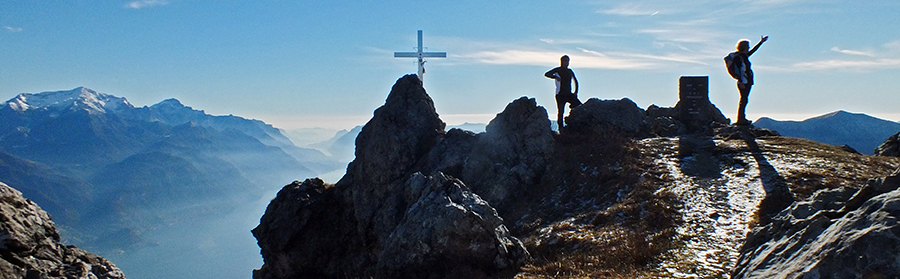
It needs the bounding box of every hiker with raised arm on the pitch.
[725,35,768,126]
[545,55,582,129]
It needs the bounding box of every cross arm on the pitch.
[394,52,419,57]
[421,52,446,58]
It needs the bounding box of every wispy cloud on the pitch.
[793,59,900,71]
[455,48,656,70]
[125,0,168,9]
[830,47,875,57]
[884,40,900,51]
[600,4,664,16]
[4,26,23,33]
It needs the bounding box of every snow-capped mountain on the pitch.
[4,87,132,115]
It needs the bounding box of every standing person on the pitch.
[545,55,582,129]
[726,35,768,125]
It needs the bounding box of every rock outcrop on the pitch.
[0,181,125,279]
[733,168,900,278]
[461,97,554,209]
[561,96,728,138]
[875,131,900,157]
[564,98,650,137]
[253,75,530,279]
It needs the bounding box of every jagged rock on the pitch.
[564,98,650,137]
[251,178,352,279]
[253,75,529,279]
[0,181,125,279]
[344,74,445,186]
[462,97,554,209]
[875,131,900,157]
[733,169,900,278]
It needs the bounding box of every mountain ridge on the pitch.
[754,110,900,154]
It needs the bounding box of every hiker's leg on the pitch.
[570,93,582,108]
[737,83,751,123]
[556,94,565,127]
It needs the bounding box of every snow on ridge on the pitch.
[5,87,133,114]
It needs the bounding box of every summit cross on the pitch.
[394,30,446,82]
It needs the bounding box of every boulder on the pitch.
[875,131,900,157]
[733,169,900,278]
[0,181,125,279]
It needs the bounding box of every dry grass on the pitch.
[510,125,682,278]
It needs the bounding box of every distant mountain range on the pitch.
[754,110,900,154]
[293,122,487,170]
[0,87,345,278]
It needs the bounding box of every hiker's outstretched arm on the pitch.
[749,35,768,56]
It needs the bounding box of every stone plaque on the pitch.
[679,76,709,117]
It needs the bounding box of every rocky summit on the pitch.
[253,75,530,278]
[254,74,900,278]
[0,181,125,279]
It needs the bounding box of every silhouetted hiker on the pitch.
[545,55,582,128]
[725,35,768,125]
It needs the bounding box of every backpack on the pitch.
[724,52,740,80]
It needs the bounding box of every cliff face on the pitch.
[0,181,125,279]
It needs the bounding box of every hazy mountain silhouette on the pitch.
[754,110,900,154]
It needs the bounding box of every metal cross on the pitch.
[394,30,446,82]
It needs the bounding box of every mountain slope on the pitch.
[0,151,92,226]
[0,87,342,278]
[754,110,900,154]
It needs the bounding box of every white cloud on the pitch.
[125,0,168,9]
[830,47,875,57]
[4,26,23,33]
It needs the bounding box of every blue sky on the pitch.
[2,1,899,130]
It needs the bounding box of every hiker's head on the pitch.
[560,55,570,68]
[736,40,751,54]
